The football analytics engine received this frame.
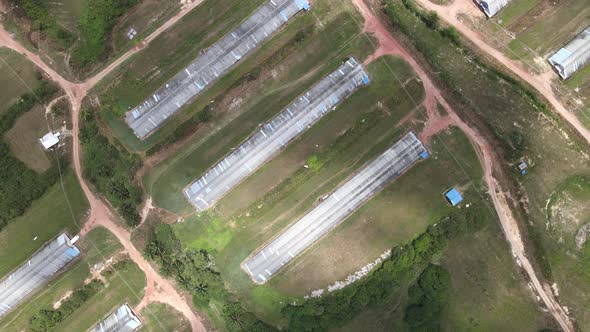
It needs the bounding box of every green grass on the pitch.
[170,56,426,324]
[40,0,89,33]
[0,170,88,278]
[57,260,146,331]
[140,302,192,332]
[0,227,135,331]
[497,0,540,26]
[145,5,375,212]
[100,0,372,153]
[0,48,40,115]
[5,104,53,172]
[504,0,590,59]
[386,0,590,328]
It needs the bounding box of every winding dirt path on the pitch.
[414,0,590,144]
[0,1,206,330]
[352,0,574,331]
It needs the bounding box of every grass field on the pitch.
[0,170,88,278]
[112,0,180,51]
[0,48,40,115]
[165,54,447,325]
[478,0,590,130]
[140,302,192,332]
[98,0,372,153]
[144,6,375,212]
[40,0,89,33]
[0,227,143,331]
[385,0,590,329]
[338,208,554,331]
[5,104,53,172]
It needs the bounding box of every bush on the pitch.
[11,0,75,48]
[80,109,142,226]
[29,280,103,331]
[70,0,139,69]
[403,264,450,328]
[0,81,61,231]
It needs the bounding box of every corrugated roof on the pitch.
[549,27,590,79]
[477,0,512,17]
[91,304,142,332]
[445,188,463,206]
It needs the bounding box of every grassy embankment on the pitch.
[384,0,589,329]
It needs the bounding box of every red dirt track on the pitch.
[0,1,206,330]
[352,0,574,331]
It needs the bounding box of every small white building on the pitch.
[548,27,590,80]
[477,0,512,17]
[39,132,61,150]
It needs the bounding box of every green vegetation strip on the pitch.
[0,81,61,231]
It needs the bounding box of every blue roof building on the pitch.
[445,188,463,206]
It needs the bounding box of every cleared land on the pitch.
[184,58,369,211]
[140,303,192,332]
[144,0,376,212]
[384,1,590,329]
[0,48,40,115]
[126,0,309,139]
[0,227,146,331]
[170,56,425,322]
[244,132,426,284]
[0,233,80,317]
[5,105,52,172]
[0,171,88,278]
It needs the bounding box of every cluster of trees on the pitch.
[70,0,139,69]
[11,0,75,47]
[144,224,274,331]
[404,264,451,328]
[282,206,485,331]
[79,109,142,226]
[29,280,103,331]
[0,80,61,231]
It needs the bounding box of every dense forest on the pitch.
[0,80,61,231]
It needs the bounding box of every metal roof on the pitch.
[184,58,369,212]
[477,0,512,17]
[548,27,590,79]
[39,132,60,150]
[445,188,463,206]
[91,304,142,332]
[0,233,80,317]
[125,0,310,140]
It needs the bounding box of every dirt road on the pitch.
[414,0,590,144]
[0,1,207,330]
[352,0,574,331]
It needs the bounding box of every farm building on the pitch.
[91,304,142,332]
[476,0,512,17]
[445,188,463,206]
[548,27,590,79]
[0,233,80,317]
[39,131,60,150]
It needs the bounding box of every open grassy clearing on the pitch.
[40,0,89,33]
[140,302,192,332]
[111,0,180,52]
[97,0,267,150]
[0,227,142,331]
[98,0,371,153]
[270,127,484,296]
[5,104,53,172]
[0,170,88,278]
[0,48,40,115]
[144,4,375,212]
[385,0,590,328]
[338,199,554,332]
[168,55,425,324]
